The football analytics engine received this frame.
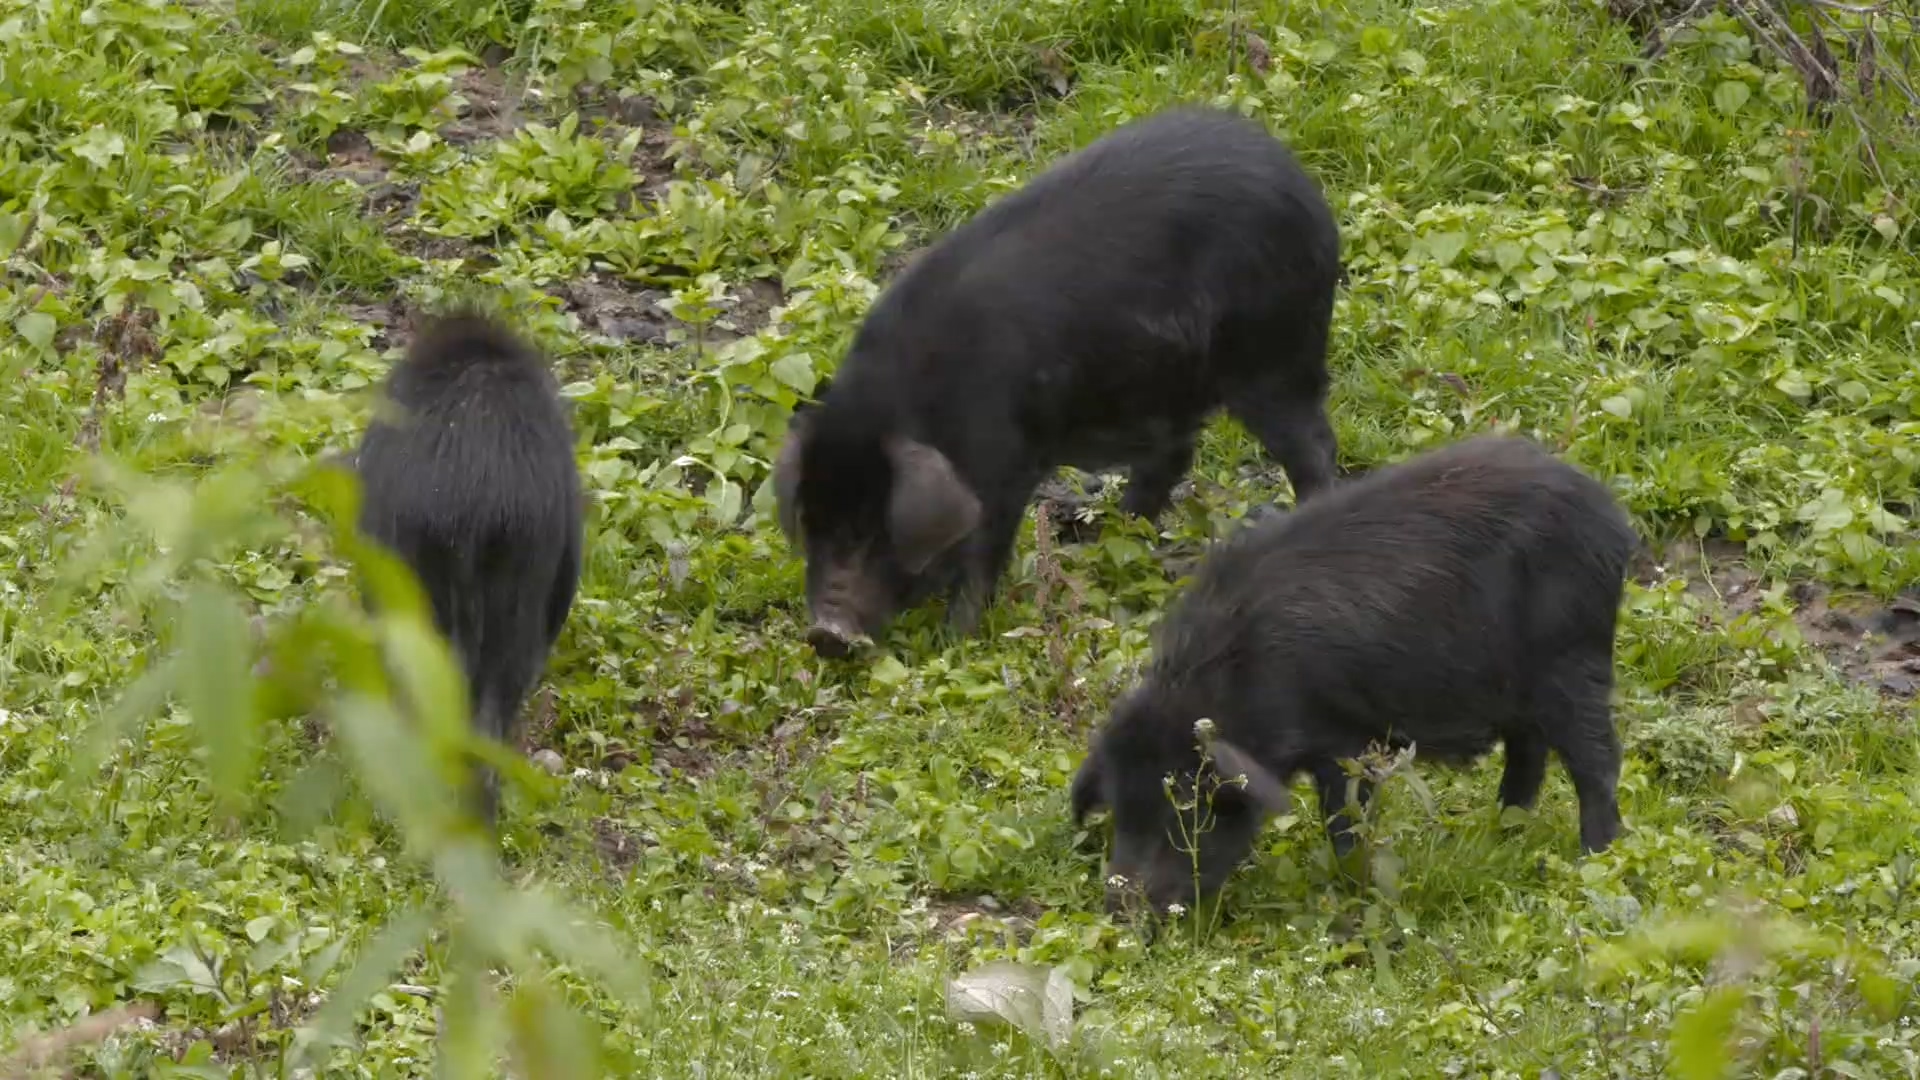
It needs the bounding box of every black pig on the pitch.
[355,312,584,826]
[1069,435,1635,912]
[774,105,1344,657]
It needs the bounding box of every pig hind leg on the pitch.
[1530,653,1624,853]
[467,555,566,826]
[1220,310,1339,503]
[1222,375,1338,504]
[1496,730,1550,810]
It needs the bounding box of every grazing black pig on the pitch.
[1069,435,1635,912]
[774,105,1344,657]
[355,312,584,826]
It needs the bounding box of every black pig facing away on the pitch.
[355,312,584,827]
[1070,435,1637,912]
[774,104,1344,657]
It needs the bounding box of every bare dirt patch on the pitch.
[1643,537,1920,699]
[1789,584,1920,698]
[892,895,1046,958]
[441,63,528,148]
[557,273,676,346]
[574,87,681,198]
[722,278,785,336]
[592,816,651,872]
[558,273,786,347]
[338,298,412,352]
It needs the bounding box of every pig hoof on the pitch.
[806,624,854,658]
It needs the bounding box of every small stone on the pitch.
[531,749,566,775]
[1767,803,1799,830]
[975,894,1002,912]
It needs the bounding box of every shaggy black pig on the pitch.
[1069,435,1636,912]
[774,105,1344,657]
[355,312,584,826]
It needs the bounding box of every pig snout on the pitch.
[1102,853,1197,916]
[805,619,857,658]
[806,566,879,657]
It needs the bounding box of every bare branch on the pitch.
[0,1002,160,1072]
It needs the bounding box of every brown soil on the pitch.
[1642,537,1920,699]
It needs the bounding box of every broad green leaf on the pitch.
[352,538,434,624]
[1798,490,1853,534]
[436,945,505,1080]
[1417,231,1468,268]
[1711,81,1751,117]
[0,211,24,258]
[1773,371,1811,400]
[1600,395,1633,419]
[1358,25,1397,55]
[378,612,470,747]
[300,906,434,1056]
[1859,968,1905,1020]
[509,981,607,1080]
[131,945,215,995]
[15,311,55,351]
[507,888,652,1009]
[66,655,178,785]
[1396,769,1437,816]
[870,654,911,687]
[278,758,348,835]
[709,476,742,524]
[68,127,127,167]
[1866,506,1906,534]
[178,583,260,803]
[330,692,460,839]
[770,350,817,393]
[1667,984,1744,1080]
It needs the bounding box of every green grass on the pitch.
[2,0,1919,1074]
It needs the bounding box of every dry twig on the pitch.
[0,1002,160,1073]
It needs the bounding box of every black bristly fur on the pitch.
[354,312,584,828]
[780,105,1344,649]
[1074,435,1638,912]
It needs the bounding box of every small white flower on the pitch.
[1107,873,1129,889]
[1166,903,1187,917]
[1193,717,1216,739]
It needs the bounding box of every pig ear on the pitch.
[1208,738,1290,816]
[1070,745,1105,823]
[883,437,981,574]
[772,409,810,544]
